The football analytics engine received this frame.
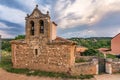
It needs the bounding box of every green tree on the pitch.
[15,35,25,40]
[69,37,111,49]
[81,49,99,56]
[2,41,11,52]
[81,49,104,57]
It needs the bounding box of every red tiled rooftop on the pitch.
[55,36,72,42]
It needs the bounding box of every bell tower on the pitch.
[25,5,55,43]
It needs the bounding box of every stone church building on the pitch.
[11,5,76,73]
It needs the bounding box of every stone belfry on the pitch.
[25,5,57,43]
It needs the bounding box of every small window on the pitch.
[39,20,44,33]
[35,49,38,55]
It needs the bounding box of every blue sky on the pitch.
[0,0,120,38]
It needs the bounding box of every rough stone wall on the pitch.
[112,62,120,73]
[11,41,75,73]
[75,56,97,61]
[71,59,98,75]
[106,59,120,74]
[25,17,51,43]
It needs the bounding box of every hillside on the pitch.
[68,37,111,49]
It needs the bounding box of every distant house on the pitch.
[111,33,120,55]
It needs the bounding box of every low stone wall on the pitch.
[106,58,120,74]
[76,56,97,61]
[71,58,98,75]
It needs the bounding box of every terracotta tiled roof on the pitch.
[76,46,88,53]
[10,39,26,44]
[50,36,77,45]
[98,48,111,54]
[55,37,70,42]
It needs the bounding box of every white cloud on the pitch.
[0,0,51,25]
[17,0,51,13]
[60,25,120,38]
[61,30,97,38]
[0,5,26,25]
[0,1,51,38]
[0,22,13,29]
[1,0,120,38]
[0,30,14,38]
[17,0,36,10]
[55,0,120,28]
[0,22,17,38]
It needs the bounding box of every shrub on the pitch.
[15,35,25,40]
[2,41,11,52]
[81,49,98,56]
[81,49,104,58]
[106,54,116,59]
[75,58,88,63]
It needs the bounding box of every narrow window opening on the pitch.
[35,49,38,55]
[30,21,34,35]
[39,20,44,33]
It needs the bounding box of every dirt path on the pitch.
[1,68,120,80]
[95,74,120,80]
[0,68,95,80]
[0,68,64,80]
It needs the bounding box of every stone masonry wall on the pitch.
[11,41,75,73]
[71,59,98,75]
[106,58,120,74]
